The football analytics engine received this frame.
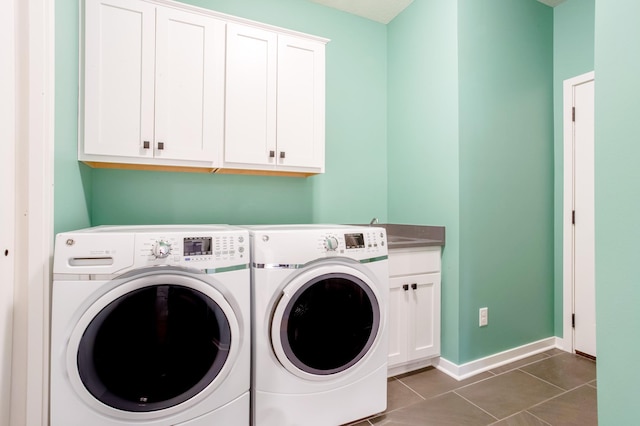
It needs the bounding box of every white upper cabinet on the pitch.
[83,0,156,160]
[154,7,225,164]
[224,24,278,167]
[276,35,325,171]
[223,24,326,175]
[80,0,328,176]
[81,0,225,170]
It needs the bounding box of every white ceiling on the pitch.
[309,0,565,25]
[309,0,414,24]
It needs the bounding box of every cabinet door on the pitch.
[407,273,441,361]
[224,23,277,167]
[388,277,409,367]
[154,7,225,163]
[83,0,155,158]
[276,35,325,170]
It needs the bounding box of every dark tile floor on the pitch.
[348,349,597,426]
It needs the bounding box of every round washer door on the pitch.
[271,263,382,379]
[66,272,241,420]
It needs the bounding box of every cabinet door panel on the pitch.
[225,24,277,166]
[155,7,225,163]
[83,0,155,158]
[408,273,441,361]
[388,277,409,367]
[277,35,325,169]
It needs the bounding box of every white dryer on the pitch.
[246,225,389,426]
[51,225,250,426]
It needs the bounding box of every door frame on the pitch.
[10,0,55,424]
[562,70,595,353]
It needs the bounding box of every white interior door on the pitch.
[572,78,596,358]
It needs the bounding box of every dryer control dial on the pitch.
[151,240,172,258]
[324,236,339,252]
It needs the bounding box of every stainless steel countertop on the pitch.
[350,223,445,249]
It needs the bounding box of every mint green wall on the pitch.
[594,1,640,422]
[54,0,388,232]
[387,0,461,362]
[458,0,553,362]
[388,0,553,364]
[54,0,91,234]
[552,0,595,337]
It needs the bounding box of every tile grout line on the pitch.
[525,409,555,426]
[452,390,501,423]
[517,368,568,392]
[512,369,599,421]
[393,376,427,401]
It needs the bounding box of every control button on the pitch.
[238,247,245,253]
[238,236,245,243]
[324,236,339,251]
[151,240,172,259]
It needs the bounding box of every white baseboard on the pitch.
[433,337,565,381]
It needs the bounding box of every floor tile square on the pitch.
[528,384,597,426]
[371,392,496,426]
[396,366,494,400]
[456,370,563,419]
[386,377,424,412]
[520,353,596,390]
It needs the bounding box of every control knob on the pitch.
[152,240,172,258]
[324,236,339,252]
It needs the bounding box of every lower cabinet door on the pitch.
[387,273,441,368]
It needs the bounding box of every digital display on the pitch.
[344,233,365,249]
[183,237,212,256]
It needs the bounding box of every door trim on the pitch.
[562,70,595,353]
[11,0,55,424]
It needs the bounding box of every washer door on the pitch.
[271,263,382,379]
[66,272,240,419]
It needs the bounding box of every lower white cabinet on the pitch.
[387,247,441,375]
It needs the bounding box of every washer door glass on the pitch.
[76,284,232,412]
[276,272,380,376]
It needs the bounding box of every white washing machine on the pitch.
[246,225,389,426]
[51,225,250,426]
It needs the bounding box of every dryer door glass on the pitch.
[77,284,232,412]
[279,273,380,375]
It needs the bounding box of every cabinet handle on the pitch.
[402,284,409,291]
[411,283,418,290]
[280,151,286,159]
[269,150,275,158]
[157,142,165,150]
[143,141,150,149]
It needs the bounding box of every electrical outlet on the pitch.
[479,307,488,327]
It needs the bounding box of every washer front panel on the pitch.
[77,285,231,412]
[65,272,241,421]
[270,262,383,381]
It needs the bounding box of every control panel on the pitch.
[318,229,387,257]
[136,231,248,268]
